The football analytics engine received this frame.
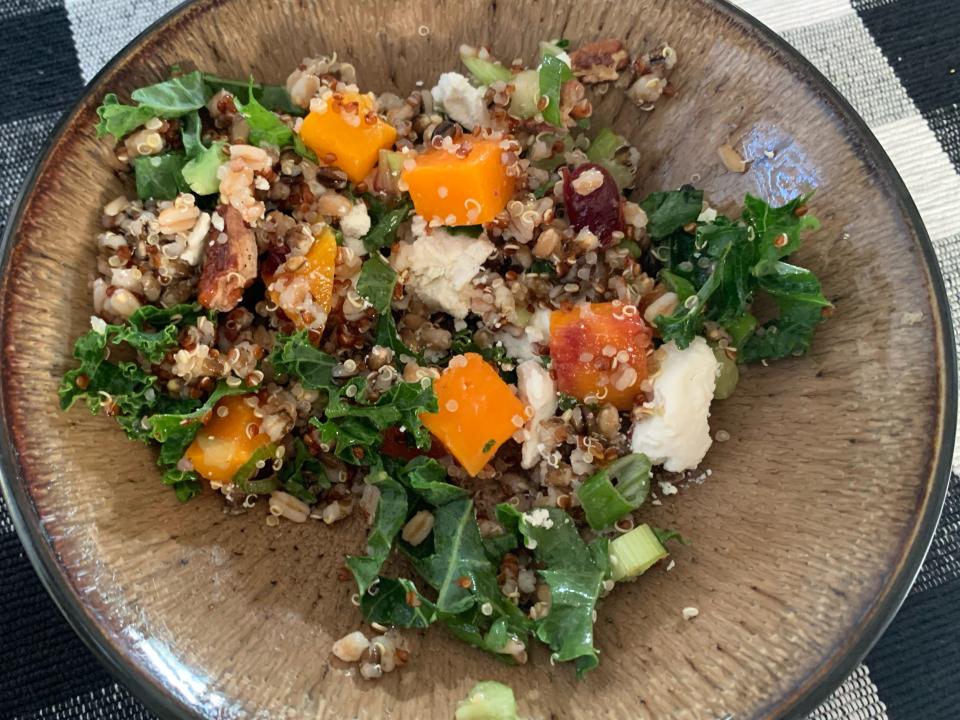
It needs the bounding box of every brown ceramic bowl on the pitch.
[0,0,954,718]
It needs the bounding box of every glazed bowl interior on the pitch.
[0,1,954,719]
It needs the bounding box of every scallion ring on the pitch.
[575,453,652,530]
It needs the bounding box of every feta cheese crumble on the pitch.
[90,316,108,334]
[631,337,718,472]
[525,307,552,347]
[658,480,678,496]
[430,72,490,129]
[340,202,371,256]
[391,220,494,318]
[516,359,558,469]
[341,203,371,238]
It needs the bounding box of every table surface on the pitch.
[1,0,959,718]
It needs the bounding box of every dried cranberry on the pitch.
[381,427,446,461]
[562,162,624,245]
[260,244,290,281]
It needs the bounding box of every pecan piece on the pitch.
[560,79,592,122]
[197,206,258,312]
[632,44,678,79]
[570,39,629,84]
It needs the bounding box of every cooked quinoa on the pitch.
[61,38,830,678]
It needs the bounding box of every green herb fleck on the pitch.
[362,195,414,252]
[356,253,398,314]
[133,153,189,200]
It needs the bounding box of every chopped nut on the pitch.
[643,291,679,324]
[627,74,667,105]
[596,403,620,440]
[533,227,561,258]
[197,206,258,312]
[332,631,370,662]
[717,143,748,173]
[322,498,353,525]
[268,491,310,523]
[570,39,629,84]
[401,510,435,546]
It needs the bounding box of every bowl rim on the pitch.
[0,0,954,718]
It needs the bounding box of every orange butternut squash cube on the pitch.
[184,395,272,484]
[550,302,653,411]
[402,138,516,226]
[267,228,338,331]
[421,353,525,476]
[299,91,398,184]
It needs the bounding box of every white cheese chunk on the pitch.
[179,211,211,266]
[431,72,490,129]
[630,337,718,472]
[516,359,558,469]
[391,224,494,319]
[340,202,371,241]
[525,307,552,346]
[494,331,534,361]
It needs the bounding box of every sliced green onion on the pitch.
[586,128,638,189]
[538,54,572,127]
[508,69,540,119]
[712,345,739,400]
[575,453,651,530]
[616,239,643,260]
[455,681,520,720]
[660,269,696,301]
[725,313,757,349]
[231,443,279,494]
[538,39,567,60]
[531,133,572,172]
[577,475,632,529]
[586,128,624,163]
[375,149,404,196]
[609,523,668,582]
[461,54,514,86]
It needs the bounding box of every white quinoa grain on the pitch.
[332,631,370,662]
[401,510,435,546]
[682,606,700,620]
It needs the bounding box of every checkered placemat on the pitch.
[1,0,958,717]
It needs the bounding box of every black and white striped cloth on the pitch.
[0,0,958,717]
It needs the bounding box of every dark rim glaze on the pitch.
[0,1,954,718]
